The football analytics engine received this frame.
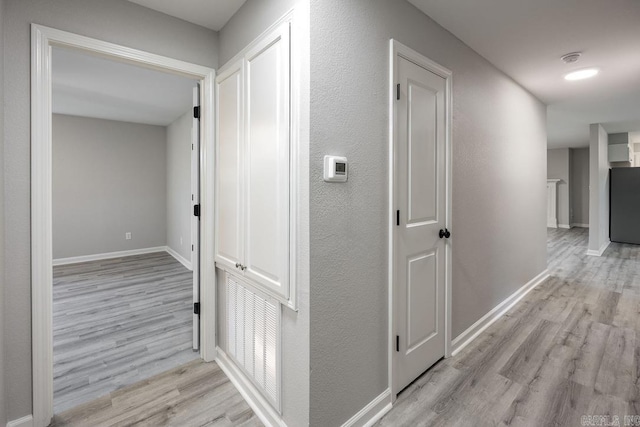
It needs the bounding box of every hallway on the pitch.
[377,227,640,426]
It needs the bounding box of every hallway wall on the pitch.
[570,148,590,227]
[310,1,547,425]
[547,148,571,227]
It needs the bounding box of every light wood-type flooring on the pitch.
[53,252,198,413]
[50,359,261,427]
[378,227,640,426]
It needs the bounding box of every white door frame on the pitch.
[31,24,216,427]
[388,39,453,398]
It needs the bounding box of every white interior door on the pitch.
[192,84,201,350]
[395,55,447,393]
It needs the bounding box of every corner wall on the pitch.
[310,1,547,425]
[547,148,570,227]
[166,110,193,264]
[3,0,218,419]
[570,148,590,227]
[589,124,610,254]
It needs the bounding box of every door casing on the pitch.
[388,39,453,398]
[31,24,216,427]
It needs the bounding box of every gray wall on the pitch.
[309,1,547,425]
[218,0,298,66]
[3,0,218,419]
[166,111,193,263]
[589,124,610,253]
[218,1,311,427]
[547,148,571,227]
[570,148,590,226]
[53,114,167,259]
[0,0,5,424]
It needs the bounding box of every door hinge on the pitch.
[194,302,200,315]
[396,335,400,352]
[193,106,201,120]
[194,204,200,217]
[396,84,400,100]
[396,210,400,226]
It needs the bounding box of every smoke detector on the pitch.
[561,52,582,64]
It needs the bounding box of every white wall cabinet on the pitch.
[215,21,292,303]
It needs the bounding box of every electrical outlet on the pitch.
[180,237,183,245]
[125,232,132,240]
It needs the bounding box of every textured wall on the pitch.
[309,1,547,425]
[589,124,610,253]
[3,0,218,419]
[0,0,5,424]
[547,148,571,227]
[166,110,193,263]
[218,1,310,426]
[217,0,298,66]
[570,148,590,226]
[53,115,167,259]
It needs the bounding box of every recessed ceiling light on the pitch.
[564,68,599,81]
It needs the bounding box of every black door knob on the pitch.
[439,228,451,239]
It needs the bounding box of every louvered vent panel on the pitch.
[226,273,281,410]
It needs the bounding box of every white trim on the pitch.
[388,39,453,397]
[216,348,287,427]
[451,269,549,356]
[340,389,392,427]
[31,24,216,427]
[52,246,167,266]
[586,239,610,257]
[165,246,193,270]
[571,223,589,228]
[558,224,571,229]
[7,415,34,427]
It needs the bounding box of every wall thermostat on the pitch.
[324,155,348,182]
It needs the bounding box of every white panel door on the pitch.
[215,62,244,270]
[192,84,201,350]
[396,56,447,392]
[243,22,290,299]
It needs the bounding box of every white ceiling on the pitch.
[127,0,247,31]
[52,46,196,126]
[408,0,640,148]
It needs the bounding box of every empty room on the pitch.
[50,46,202,413]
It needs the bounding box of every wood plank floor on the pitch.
[53,252,198,413]
[50,359,262,427]
[378,227,640,427]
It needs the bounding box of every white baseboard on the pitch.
[586,240,611,257]
[341,389,392,427]
[7,415,34,427]
[216,348,286,427]
[53,246,167,266]
[558,224,571,229]
[451,269,550,356]
[165,246,192,270]
[571,223,589,228]
[547,220,558,228]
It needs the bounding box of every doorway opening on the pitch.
[50,45,201,413]
[31,25,216,427]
